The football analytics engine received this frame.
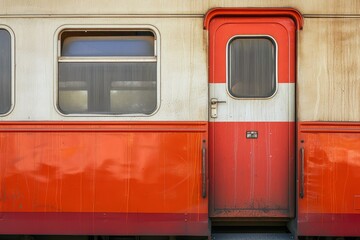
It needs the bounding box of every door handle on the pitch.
[210,98,226,105]
[210,98,226,118]
[300,147,305,199]
[201,140,207,198]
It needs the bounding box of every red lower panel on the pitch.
[298,122,360,236]
[0,122,208,235]
[0,212,208,235]
[209,122,295,218]
[298,213,360,236]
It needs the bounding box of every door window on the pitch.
[228,37,276,98]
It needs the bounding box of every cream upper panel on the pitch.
[298,18,360,121]
[1,0,360,15]
[208,0,360,15]
[0,17,207,121]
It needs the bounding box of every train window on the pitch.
[0,29,12,114]
[228,37,276,98]
[57,30,157,115]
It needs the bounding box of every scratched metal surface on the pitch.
[297,122,360,236]
[0,122,208,235]
[1,0,360,15]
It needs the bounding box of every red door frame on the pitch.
[204,8,303,219]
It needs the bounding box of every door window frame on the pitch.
[226,34,279,100]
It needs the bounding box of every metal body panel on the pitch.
[209,83,295,122]
[0,212,208,235]
[297,122,360,236]
[1,0,360,15]
[298,18,360,122]
[208,15,296,218]
[0,18,207,121]
[0,122,208,235]
[0,1,360,238]
[209,122,295,218]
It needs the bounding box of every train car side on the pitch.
[0,0,359,239]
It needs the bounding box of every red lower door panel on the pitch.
[298,122,360,236]
[0,122,208,235]
[210,122,295,218]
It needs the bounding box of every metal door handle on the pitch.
[210,98,226,118]
[210,98,226,105]
[300,147,305,199]
[201,140,206,198]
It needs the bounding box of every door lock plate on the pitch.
[246,131,258,139]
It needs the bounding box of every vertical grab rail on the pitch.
[202,140,207,198]
[300,147,305,199]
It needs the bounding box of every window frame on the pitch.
[54,25,161,117]
[226,34,278,100]
[0,25,15,117]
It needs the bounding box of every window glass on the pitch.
[228,37,276,98]
[0,29,11,114]
[61,31,154,56]
[58,30,157,115]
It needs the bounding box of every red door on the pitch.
[208,14,297,218]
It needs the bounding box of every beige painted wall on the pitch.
[0,17,208,121]
[0,1,360,121]
[0,0,360,15]
[298,18,360,121]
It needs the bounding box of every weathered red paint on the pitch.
[298,213,360,236]
[207,12,297,218]
[0,121,208,235]
[0,212,208,235]
[209,16,296,84]
[209,122,295,218]
[204,8,304,30]
[298,122,360,236]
